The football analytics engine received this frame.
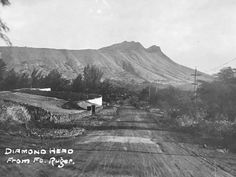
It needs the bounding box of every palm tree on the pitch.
[1,0,10,5]
[0,0,11,45]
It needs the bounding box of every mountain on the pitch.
[0,41,212,86]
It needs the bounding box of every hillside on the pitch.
[0,41,212,86]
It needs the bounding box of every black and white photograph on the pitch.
[0,0,236,176]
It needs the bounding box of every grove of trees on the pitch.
[137,67,236,123]
[0,59,131,102]
[198,67,236,122]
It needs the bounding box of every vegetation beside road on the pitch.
[1,57,236,152]
[135,67,236,153]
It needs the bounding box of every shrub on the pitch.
[0,102,30,123]
[142,86,196,120]
[0,102,31,134]
[5,105,31,123]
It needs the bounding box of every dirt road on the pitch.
[1,105,236,177]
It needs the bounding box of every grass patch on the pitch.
[16,89,100,101]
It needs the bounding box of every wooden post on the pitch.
[92,105,96,115]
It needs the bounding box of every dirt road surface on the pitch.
[1,105,236,177]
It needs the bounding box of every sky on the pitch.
[0,0,236,74]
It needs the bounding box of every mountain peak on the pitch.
[120,41,143,47]
[101,41,145,51]
[146,45,162,53]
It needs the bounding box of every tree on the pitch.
[198,69,236,122]
[0,0,11,45]
[44,69,70,91]
[0,59,6,90]
[99,79,114,102]
[0,59,6,80]
[71,74,84,92]
[217,67,235,82]
[83,65,103,92]
[139,87,149,101]
[2,69,19,89]
[1,0,10,5]
[17,73,31,88]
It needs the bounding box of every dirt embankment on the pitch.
[0,99,118,139]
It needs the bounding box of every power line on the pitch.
[206,58,236,73]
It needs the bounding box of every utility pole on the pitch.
[154,80,158,95]
[154,79,166,95]
[149,84,151,102]
[191,68,201,103]
[191,67,201,117]
[155,80,159,95]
